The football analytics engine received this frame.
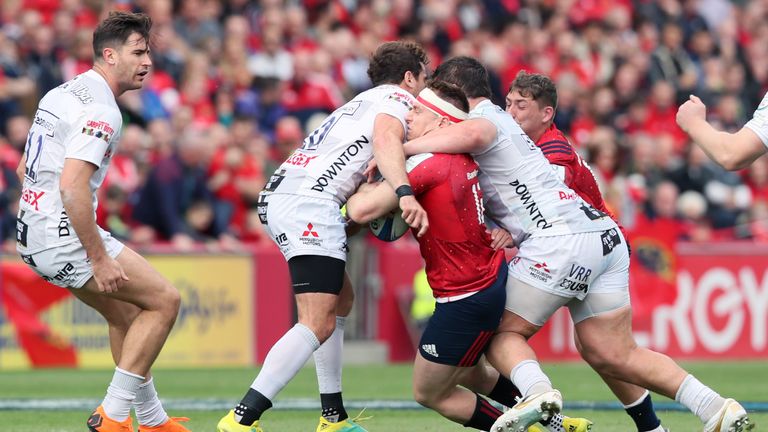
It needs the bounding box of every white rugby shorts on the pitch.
[260,193,348,262]
[507,228,629,303]
[20,228,125,289]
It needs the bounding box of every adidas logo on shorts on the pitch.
[421,344,439,357]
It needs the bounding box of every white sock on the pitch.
[675,374,724,423]
[102,367,144,421]
[133,377,169,427]
[314,316,345,394]
[647,426,667,432]
[252,323,321,399]
[510,360,552,398]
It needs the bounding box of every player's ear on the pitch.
[103,47,117,65]
[542,106,555,124]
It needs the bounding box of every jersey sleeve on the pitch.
[745,91,768,148]
[406,153,445,195]
[378,90,414,135]
[539,138,576,166]
[64,104,122,166]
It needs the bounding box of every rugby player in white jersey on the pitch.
[217,41,430,432]
[15,12,189,432]
[677,93,768,170]
[404,56,753,432]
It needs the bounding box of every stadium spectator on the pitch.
[133,128,231,251]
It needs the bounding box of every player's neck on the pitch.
[468,97,487,111]
[92,63,122,97]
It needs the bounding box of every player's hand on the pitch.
[92,256,129,293]
[489,228,514,250]
[676,94,707,133]
[363,159,379,183]
[399,195,428,237]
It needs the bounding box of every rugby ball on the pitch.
[369,209,409,242]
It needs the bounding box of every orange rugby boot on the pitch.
[87,405,133,432]
[139,416,191,432]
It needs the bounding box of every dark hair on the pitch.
[509,70,558,110]
[367,41,428,86]
[427,80,469,113]
[93,12,152,61]
[432,56,491,99]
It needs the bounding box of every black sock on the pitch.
[235,388,272,425]
[487,375,523,408]
[320,392,348,422]
[625,392,662,431]
[464,393,502,430]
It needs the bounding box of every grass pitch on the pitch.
[0,361,765,431]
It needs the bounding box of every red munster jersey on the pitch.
[406,153,505,299]
[537,124,621,229]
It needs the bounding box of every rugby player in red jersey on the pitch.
[347,81,510,431]
[505,70,665,432]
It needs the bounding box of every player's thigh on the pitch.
[573,304,635,361]
[82,246,179,312]
[419,269,506,367]
[68,286,141,329]
[413,352,464,400]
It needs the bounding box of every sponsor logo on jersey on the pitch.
[86,120,115,135]
[21,188,45,211]
[558,264,592,293]
[285,151,317,168]
[311,135,369,192]
[275,233,288,246]
[33,112,56,131]
[509,179,553,229]
[81,127,111,143]
[601,228,622,256]
[16,211,28,247]
[558,190,577,200]
[580,203,607,220]
[466,169,478,180]
[68,85,94,104]
[50,262,76,284]
[299,223,322,247]
[387,91,414,110]
[58,211,71,238]
[529,262,553,282]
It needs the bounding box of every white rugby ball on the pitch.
[369,209,410,242]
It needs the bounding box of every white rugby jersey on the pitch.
[745,91,768,147]
[17,70,122,254]
[469,100,616,245]
[263,84,414,204]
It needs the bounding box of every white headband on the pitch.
[416,87,468,123]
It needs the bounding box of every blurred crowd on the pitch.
[1,0,768,253]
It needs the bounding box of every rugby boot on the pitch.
[527,414,593,432]
[87,405,133,432]
[139,416,191,431]
[492,390,563,432]
[316,409,372,432]
[703,399,754,432]
[217,409,264,432]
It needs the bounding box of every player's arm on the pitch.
[403,117,497,156]
[677,94,767,170]
[60,159,127,293]
[16,154,26,184]
[346,181,399,224]
[372,113,428,236]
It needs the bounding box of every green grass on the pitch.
[0,362,765,431]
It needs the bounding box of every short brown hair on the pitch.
[367,41,428,87]
[428,80,469,113]
[509,70,558,110]
[93,12,152,61]
[432,56,492,99]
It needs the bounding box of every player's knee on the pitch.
[305,317,336,343]
[413,386,438,409]
[580,345,626,376]
[153,282,181,321]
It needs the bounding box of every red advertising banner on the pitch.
[374,240,768,362]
